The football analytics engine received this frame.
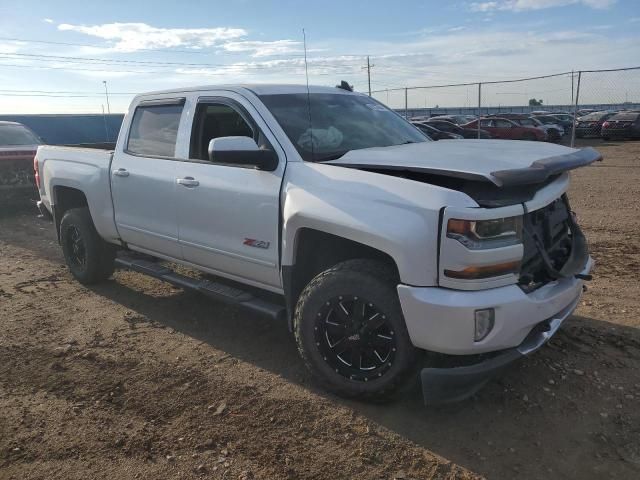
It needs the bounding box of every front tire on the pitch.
[60,208,116,285]
[294,259,418,401]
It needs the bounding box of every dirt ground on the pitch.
[1,139,639,480]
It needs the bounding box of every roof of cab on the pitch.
[135,84,360,99]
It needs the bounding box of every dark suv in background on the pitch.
[575,111,617,138]
[601,112,640,140]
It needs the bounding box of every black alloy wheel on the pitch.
[315,295,397,382]
[294,259,418,400]
[65,225,87,268]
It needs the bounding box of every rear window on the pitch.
[609,112,640,121]
[0,124,41,146]
[127,103,183,157]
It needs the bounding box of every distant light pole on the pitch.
[103,81,111,114]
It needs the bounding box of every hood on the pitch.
[325,140,601,187]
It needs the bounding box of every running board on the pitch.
[114,256,286,321]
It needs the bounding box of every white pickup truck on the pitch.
[34,84,599,404]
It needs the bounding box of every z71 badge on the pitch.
[243,238,270,249]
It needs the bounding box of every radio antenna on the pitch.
[302,28,315,161]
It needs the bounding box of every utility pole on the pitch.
[103,80,111,114]
[362,56,375,96]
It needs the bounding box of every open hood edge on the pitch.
[331,147,602,188]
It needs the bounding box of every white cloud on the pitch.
[57,22,247,52]
[222,40,301,57]
[470,0,616,12]
[43,18,54,24]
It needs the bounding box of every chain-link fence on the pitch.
[371,66,640,146]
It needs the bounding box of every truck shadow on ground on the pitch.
[87,273,640,480]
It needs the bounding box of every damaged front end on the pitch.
[421,195,592,405]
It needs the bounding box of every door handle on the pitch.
[113,168,129,177]
[176,177,199,188]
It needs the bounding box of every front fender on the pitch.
[280,163,475,286]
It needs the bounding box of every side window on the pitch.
[190,103,255,161]
[496,120,512,128]
[480,119,493,128]
[127,103,183,157]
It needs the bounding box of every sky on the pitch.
[0,0,638,113]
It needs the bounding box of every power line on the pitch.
[0,52,297,68]
[0,35,306,57]
[0,89,136,94]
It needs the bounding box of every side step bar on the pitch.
[115,256,286,321]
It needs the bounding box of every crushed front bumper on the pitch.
[420,292,580,404]
[400,255,592,405]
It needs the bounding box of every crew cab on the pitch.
[34,84,599,404]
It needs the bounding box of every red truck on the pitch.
[0,121,43,186]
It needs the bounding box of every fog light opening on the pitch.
[474,308,495,342]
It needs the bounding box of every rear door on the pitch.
[173,92,285,290]
[111,98,186,259]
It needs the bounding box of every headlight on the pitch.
[447,216,523,250]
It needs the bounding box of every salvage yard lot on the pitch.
[1,139,639,480]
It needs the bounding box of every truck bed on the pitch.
[35,144,119,242]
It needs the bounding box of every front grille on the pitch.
[519,196,573,292]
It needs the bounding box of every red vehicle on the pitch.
[0,121,42,165]
[463,117,545,141]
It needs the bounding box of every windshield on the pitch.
[259,93,427,161]
[0,124,42,146]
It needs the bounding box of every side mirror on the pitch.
[208,136,278,171]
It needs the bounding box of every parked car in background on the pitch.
[533,115,569,135]
[601,111,640,140]
[411,122,463,140]
[530,110,551,115]
[577,109,596,117]
[575,111,617,138]
[534,114,573,135]
[487,114,562,142]
[432,114,477,126]
[425,118,491,139]
[0,121,43,158]
[463,118,546,141]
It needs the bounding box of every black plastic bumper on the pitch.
[420,293,581,405]
[421,349,522,405]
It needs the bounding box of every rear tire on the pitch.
[60,208,116,285]
[294,259,418,401]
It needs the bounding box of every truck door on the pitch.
[174,94,284,290]
[111,98,185,259]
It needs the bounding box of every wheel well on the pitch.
[282,228,400,327]
[53,186,89,241]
